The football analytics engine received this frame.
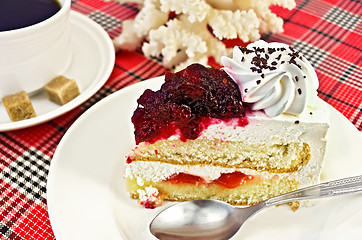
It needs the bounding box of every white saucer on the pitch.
[0,11,115,131]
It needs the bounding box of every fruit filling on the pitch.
[164,172,254,189]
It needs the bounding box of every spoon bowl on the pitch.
[150,200,256,240]
[150,175,362,240]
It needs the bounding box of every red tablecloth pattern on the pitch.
[1,0,361,239]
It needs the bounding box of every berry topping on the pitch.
[164,172,254,189]
[132,63,245,144]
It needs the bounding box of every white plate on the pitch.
[0,11,115,131]
[47,77,362,240]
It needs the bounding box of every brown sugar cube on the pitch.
[1,91,37,121]
[45,75,80,105]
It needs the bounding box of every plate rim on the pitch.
[0,11,115,132]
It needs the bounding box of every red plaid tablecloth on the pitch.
[0,0,361,239]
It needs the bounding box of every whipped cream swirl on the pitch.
[221,40,319,117]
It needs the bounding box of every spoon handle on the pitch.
[264,175,362,207]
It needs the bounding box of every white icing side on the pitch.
[198,107,329,144]
[221,40,320,117]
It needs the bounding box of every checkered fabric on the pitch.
[0,0,361,239]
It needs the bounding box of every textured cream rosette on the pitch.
[222,40,319,117]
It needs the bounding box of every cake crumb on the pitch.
[289,201,300,211]
[136,177,145,187]
[44,75,80,105]
[137,187,164,209]
[1,91,36,121]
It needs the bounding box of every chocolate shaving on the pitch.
[268,48,276,54]
[261,57,267,65]
[253,47,264,53]
[250,67,262,73]
[239,46,253,54]
[289,58,302,69]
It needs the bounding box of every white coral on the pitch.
[110,0,295,70]
[208,9,260,41]
[160,0,210,22]
[113,0,168,51]
[133,0,168,36]
[142,18,209,70]
[229,0,296,33]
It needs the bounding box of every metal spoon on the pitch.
[150,175,362,240]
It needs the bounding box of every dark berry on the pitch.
[131,64,245,144]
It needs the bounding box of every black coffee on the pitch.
[0,0,61,31]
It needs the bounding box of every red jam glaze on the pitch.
[164,172,253,189]
[214,172,253,189]
[237,117,249,127]
[166,173,205,186]
[144,201,156,209]
[131,64,246,144]
[126,156,132,164]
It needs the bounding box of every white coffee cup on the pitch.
[0,0,72,99]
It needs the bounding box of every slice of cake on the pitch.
[125,40,329,209]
